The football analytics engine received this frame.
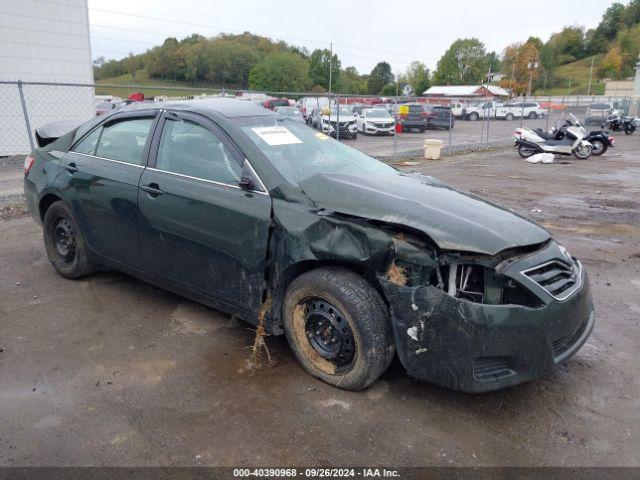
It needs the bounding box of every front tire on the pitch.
[468,112,479,121]
[624,126,635,135]
[505,113,514,121]
[528,112,538,119]
[282,267,394,391]
[43,201,97,279]
[574,144,593,159]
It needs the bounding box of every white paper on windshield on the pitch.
[252,126,302,146]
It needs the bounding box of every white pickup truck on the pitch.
[463,100,547,121]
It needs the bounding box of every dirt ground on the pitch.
[0,136,638,467]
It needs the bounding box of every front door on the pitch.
[63,112,157,267]
[137,111,271,313]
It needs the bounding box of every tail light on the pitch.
[609,136,615,144]
[24,155,36,176]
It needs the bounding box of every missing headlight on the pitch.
[399,261,542,308]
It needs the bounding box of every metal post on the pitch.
[392,96,397,163]
[520,95,525,127]
[545,94,551,131]
[17,81,35,150]
[336,93,340,143]
[448,99,453,154]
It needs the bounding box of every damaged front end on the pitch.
[379,237,595,393]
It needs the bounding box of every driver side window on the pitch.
[156,117,241,185]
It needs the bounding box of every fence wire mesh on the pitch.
[1,80,638,159]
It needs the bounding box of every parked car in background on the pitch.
[585,103,619,125]
[508,101,548,119]
[464,101,547,121]
[350,104,370,117]
[394,103,427,132]
[449,101,465,118]
[274,106,305,123]
[263,98,290,110]
[356,108,395,135]
[423,105,454,130]
[309,107,324,129]
[320,105,358,139]
[299,97,329,124]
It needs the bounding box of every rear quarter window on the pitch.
[95,118,154,165]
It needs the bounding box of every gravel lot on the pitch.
[0,134,638,467]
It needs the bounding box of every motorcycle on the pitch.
[602,114,637,135]
[533,115,614,156]
[514,113,592,159]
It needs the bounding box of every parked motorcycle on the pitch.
[602,114,637,135]
[514,113,592,159]
[534,115,614,156]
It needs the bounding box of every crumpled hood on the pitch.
[298,173,550,255]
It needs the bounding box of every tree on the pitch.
[404,61,431,94]
[308,49,341,90]
[336,66,367,94]
[248,52,311,92]
[433,38,489,85]
[599,46,624,78]
[500,40,541,95]
[368,62,394,94]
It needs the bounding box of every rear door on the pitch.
[63,111,158,267]
[137,110,272,313]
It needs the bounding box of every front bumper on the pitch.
[363,122,395,135]
[382,244,595,393]
[322,123,358,138]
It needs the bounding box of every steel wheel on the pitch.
[53,217,77,263]
[301,297,355,370]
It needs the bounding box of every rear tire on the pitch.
[505,113,514,121]
[282,267,394,391]
[590,139,607,156]
[517,144,536,158]
[43,201,97,279]
[528,112,538,119]
[624,126,635,135]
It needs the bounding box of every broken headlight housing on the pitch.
[399,260,542,308]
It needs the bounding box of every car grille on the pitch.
[330,121,353,127]
[372,122,393,128]
[522,260,581,300]
[552,318,589,359]
[473,356,515,382]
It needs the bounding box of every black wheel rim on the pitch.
[302,297,355,367]
[592,140,604,154]
[53,217,76,263]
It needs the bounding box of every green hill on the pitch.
[95,69,226,97]
[535,55,606,96]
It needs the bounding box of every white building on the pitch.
[0,0,95,155]
[422,85,510,98]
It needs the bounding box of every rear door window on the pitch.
[95,118,154,165]
[72,128,102,155]
[155,117,242,185]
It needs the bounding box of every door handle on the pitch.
[141,183,164,197]
[63,162,78,173]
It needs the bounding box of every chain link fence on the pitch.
[1,80,638,159]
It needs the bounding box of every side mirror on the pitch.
[239,176,256,191]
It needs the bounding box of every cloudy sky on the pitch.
[89,0,615,74]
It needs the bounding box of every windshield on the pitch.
[235,116,398,185]
[328,106,352,116]
[365,109,391,118]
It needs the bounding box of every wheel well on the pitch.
[269,260,388,335]
[39,193,62,221]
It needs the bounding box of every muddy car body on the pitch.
[24,98,595,393]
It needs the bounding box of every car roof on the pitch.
[162,97,275,118]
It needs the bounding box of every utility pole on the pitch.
[328,42,333,96]
[509,61,516,99]
[527,57,538,97]
[587,57,594,95]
